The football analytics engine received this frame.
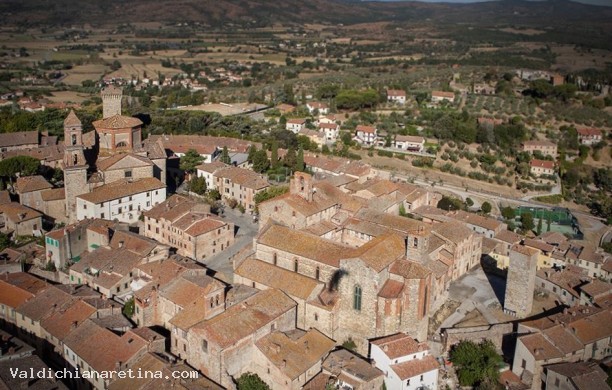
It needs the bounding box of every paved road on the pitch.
[201,207,259,283]
[393,172,603,222]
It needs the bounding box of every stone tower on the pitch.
[63,111,88,222]
[405,228,430,261]
[504,244,538,318]
[290,172,313,201]
[101,85,122,118]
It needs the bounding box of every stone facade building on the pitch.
[185,289,297,388]
[143,195,234,262]
[512,306,612,390]
[504,244,539,318]
[243,173,482,354]
[62,87,168,223]
[249,329,335,389]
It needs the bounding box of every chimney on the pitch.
[118,240,124,248]
[282,359,287,368]
[71,321,78,330]
[383,345,389,352]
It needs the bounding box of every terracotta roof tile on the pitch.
[432,220,475,245]
[236,257,322,300]
[93,114,143,130]
[391,354,439,380]
[378,279,405,298]
[214,166,269,190]
[495,230,523,244]
[16,286,73,321]
[322,349,383,382]
[192,289,296,349]
[41,188,65,201]
[257,224,350,268]
[371,333,429,360]
[96,153,153,172]
[63,320,148,372]
[64,110,82,126]
[0,131,38,148]
[0,202,42,222]
[14,175,52,193]
[530,159,555,169]
[78,177,164,204]
[195,161,229,174]
[256,329,335,380]
[41,299,96,342]
[519,333,563,361]
[390,260,431,279]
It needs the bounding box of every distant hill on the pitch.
[1,0,611,27]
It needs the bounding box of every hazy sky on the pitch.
[380,0,612,5]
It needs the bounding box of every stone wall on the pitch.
[103,165,153,185]
[443,323,513,352]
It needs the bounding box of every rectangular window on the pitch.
[124,170,132,178]
[202,340,208,353]
[101,213,105,219]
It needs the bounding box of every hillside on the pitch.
[2,0,612,27]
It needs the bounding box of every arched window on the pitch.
[116,141,128,148]
[71,134,77,145]
[294,258,298,272]
[299,176,305,192]
[315,266,320,281]
[209,298,214,308]
[413,237,418,248]
[273,253,277,266]
[353,285,362,311]
[215,295,219,306]
[72,154,78,165]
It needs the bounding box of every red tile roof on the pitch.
[78,177,164,204]
[14,175,52,193]
[530,159,555,169]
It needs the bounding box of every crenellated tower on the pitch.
[101,85,123,118]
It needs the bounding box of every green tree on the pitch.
[547,214,552,232]
[520,212,535,233]
[450,340,503,387]
[501,206,515,220]
[220,146,232,164]
[236,372,270,390]
[247,145,257,164]
[179,149,203,174]
[537,217,543,236]
[341,132,353,146]
[295,148,305,172]
[189,176,207,195]
[270,142,279,169]
[252,150,270,173]
[465,198,474,208]
[254,186,289,205]
[0,155,41,180]
[123,298,135,317]
[437,196,463,211]
[481,201,492,215]
[0,232,9,251]
[283,147,297,170]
